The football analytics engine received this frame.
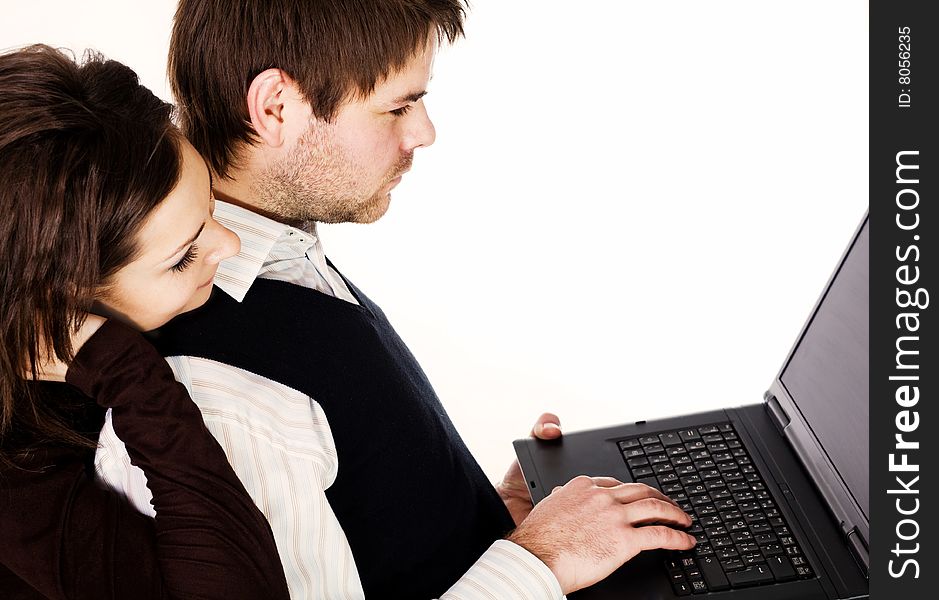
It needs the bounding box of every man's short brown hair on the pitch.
[169,0,466,178]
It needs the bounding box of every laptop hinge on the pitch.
[765,393,790,431]
[844,526,869,576]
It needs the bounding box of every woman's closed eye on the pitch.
[171,245,199,273]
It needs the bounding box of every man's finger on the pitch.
[623,497,693,528]
[609,482,680,507]
[531,412,561,440]
[588,476,624,488]
[633,526,698,552]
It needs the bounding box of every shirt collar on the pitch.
[212,200,314,302]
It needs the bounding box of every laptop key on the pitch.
[701,469,722,481]
[693,459,716,470]
[743,553,764,566]
[618,438,641,450]
[623,448,645,459]
[697,556,730,592]
[689,579,707,594]
[751,522,772,534]
[720,558,744,571]
[640,435,659,445]
[700,515,721,527]
[754,533,776,545]
[699,425,720,435]
[731,531,753,543]
[767,555,797,582]
[762,543,784,557]
[679,428,701,442]
[627,457,649,468]
[716,548,739,560]
[671,580,692,596]
[632,466,654,477]
[727,564,774,587]
[697,504,717,516]
[659,432,683,447]
[718,423,734,433]
[705,525,728,537]
[649,453,670,465]
[711,489,732,501]
[663,483,683,495]
[712,536,734,548]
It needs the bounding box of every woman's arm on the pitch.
[0,319,290,599]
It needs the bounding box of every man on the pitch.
[95,1,696,597]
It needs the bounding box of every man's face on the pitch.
[258,40,437,224]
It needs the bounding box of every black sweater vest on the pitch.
[148,273,515,598]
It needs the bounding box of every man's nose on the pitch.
[400,99,436,152]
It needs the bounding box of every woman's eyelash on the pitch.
[171,245,199,273]
[390,105,412,116]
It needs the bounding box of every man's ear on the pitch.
[246,68,291,149]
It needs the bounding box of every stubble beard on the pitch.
[255,119,412,225]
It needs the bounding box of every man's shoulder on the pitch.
[165,354,336,457]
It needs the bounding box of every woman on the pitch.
[0,45,290,599]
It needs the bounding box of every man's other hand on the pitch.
[507,477,696,594]
[497,412,562,526]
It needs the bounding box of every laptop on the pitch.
[514,213,869,599]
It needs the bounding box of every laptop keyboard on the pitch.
[618,421,814,595]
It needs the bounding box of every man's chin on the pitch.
[354,193,392,224]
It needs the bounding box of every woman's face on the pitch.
[98,141,240,331]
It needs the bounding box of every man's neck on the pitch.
[212,170,296,226]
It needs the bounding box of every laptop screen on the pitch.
[779,217,869,520]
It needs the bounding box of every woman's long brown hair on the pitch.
[0,45,182,462]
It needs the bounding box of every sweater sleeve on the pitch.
[0,319,289,600]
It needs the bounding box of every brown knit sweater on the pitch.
[0,320,289,599]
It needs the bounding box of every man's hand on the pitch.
[497,413,562,526]
[507,477,696,595]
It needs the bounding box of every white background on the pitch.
[2,1,868,482]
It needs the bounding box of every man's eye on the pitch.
[390,105,413,117]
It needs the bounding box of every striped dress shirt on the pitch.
[94,200,564,599]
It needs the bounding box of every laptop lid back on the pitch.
[765,213,869,568]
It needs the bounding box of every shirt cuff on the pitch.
[440,540,564,600]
